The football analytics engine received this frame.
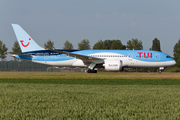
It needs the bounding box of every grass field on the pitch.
[0,72,180,119]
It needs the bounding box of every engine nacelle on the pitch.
[103,60,123,71]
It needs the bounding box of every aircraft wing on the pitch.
[51,50,104,65]
[8,52,32,57]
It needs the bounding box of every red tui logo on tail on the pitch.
[20,38,31,47]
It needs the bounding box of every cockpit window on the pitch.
[166,56,171,58]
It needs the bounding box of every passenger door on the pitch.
[128,53,133,60]
[155,54,160,61]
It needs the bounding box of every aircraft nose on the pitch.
[172,60,176,66]
[164,60,176,67]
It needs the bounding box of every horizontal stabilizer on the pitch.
[8,52,32,57]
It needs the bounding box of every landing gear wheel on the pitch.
[86,69,97,73]
[158,67,164,74]
[93,70,97,73]
[87,69,91,73]
[158,70,162,74]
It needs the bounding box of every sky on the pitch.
[0,0,180,60]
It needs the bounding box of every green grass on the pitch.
[0,84,180,119]
[0,72,180,119]
[0,78,180,85]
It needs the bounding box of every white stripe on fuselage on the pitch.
[31,54,175,68]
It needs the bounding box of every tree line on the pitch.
[0,37,179,71]
[44,38,159,51]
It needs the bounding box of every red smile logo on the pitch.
[20,38,31,47]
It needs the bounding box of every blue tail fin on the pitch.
[12,24,44,52]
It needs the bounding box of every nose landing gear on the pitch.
[158,67,164,74]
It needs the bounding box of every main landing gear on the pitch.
[86,63,97,73]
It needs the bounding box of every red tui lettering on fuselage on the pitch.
[138,52,152,59]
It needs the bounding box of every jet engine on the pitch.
[103,60,123,71]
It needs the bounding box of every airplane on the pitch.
[9,24,176,73]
